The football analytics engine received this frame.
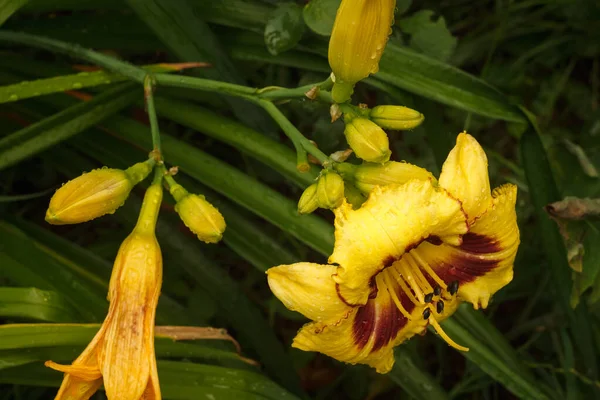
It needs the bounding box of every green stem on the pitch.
[154,73,256,97]
[144,75,162,158]
[0,31,147,82]
[257,77,334,102]
[257,100,330,165]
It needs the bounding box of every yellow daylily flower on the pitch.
[328,0,396,103]
[267,132,520,373]
[45,183,164,399]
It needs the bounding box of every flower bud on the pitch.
[170,183,226,244]
[328,0,396,103]
[298,183,319,214]
[353,161,435,194]
[344,118,391,163]
[317,171,345,209]
[370,105,425,130]
[46,161,153,225]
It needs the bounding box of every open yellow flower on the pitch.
[267,132,520,373]
[45,183,163,399]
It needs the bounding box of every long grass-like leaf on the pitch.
[0,288,78,323]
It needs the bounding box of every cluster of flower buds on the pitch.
[340,104,425,164]
[298,170,345,214]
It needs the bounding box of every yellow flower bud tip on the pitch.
[370,105,425,130]
[46,168,134,225]
[298,183,319,214]
[175,194,226,244]
[344,118,391,163]
[328,0,396,95]
[353,161,435,194]
[317,171,345,210]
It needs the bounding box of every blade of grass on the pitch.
[0,0,29,26]
[153,96,318,188]
[0,82,138,171]
[0,288,79,323]
[520,113,599,382]
[389,347,450,400]
[125,0,276,135]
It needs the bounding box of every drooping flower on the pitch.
[267,132,520,373]
[45,183,164,399]
[328,0,396,103]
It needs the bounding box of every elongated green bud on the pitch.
[298,183,319,214]
[370,105,424,130]
[46,160,153,225]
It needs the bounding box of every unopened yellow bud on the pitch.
[298,183,319,214]
[170,184,226,244]
[317,171,345,209]
[353,161,435,193]
[46,160,153,225]
[370,105,425,130]
[344,118,391,163]
[328,0,396,103]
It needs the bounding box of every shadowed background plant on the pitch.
[0,0,599,399]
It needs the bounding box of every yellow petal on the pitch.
[331,179,468,305]
[408,184,519,309]
[267,263,351,323]
[439,132,492,223]
[293,273,426,373]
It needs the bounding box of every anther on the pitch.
[433,286,441,296]
[436,300,445,314]
[422,308,431,320]
[424,292,434,303]
[448,280,459,295]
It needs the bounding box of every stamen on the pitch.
[392,272,419,305]
[405,255,434,294]
[424,293,434,303]
[422,308,431,320]
[410,250,447,290]
[433,286,441,296]
[448,280,459,295]
[436,300,445,314]
[402,270,425,303]
[382,273,413,320]
[428,317,469,351]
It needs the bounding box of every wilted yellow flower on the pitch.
[46,161,153,225]
[336,161,434,194]
[298,183,319,214]
[316,170,345,210]
[370,105,425,130]
[344,117,391,163]
[267,133,520,373]
[169,183,226,244]
[328,0,396,103]
[45,183,164,399]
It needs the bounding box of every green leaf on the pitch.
[441,314,550,400]
[0,221,107,321]
[265,3,305,55]
[303,0,340,36]
[389,347,449,400]
[0,324,252,371]
[0,82,138,171]
[396,0,412,16]
[398,10,457,62]
[377,43,526,122]
[0,0,28,26]
[0,288,79,322]
[0,361,299,400]
[153,96,318,188]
